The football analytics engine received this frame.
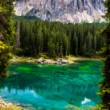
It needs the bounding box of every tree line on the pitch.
[15,17,106,57]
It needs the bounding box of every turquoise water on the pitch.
[0,60,103,110]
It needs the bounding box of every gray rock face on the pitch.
[14,0,106,23]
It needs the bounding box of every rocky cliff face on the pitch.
[14,0,106,23]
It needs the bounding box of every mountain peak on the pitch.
[14,0,106,23]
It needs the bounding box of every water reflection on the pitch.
[0,61,103,109]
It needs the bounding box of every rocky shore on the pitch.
[10,55,100,64]
[10,56,100,65]
[37,58,73,64]
[0,98,21,110]
[9,56,79,64]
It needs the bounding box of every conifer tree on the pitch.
[16,17,105,57]
[100,0,110,109]
[0,0,14,78]
[48,38,55,57]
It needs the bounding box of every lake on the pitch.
[0,60,103,110]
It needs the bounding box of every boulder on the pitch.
[44,59,53,64]
[37,58,43,63]
[61,59,69,64]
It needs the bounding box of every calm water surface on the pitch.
[0,60,103,110]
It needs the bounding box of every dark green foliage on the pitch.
[0,0,14,78]
[100,0,110,109]
[16,18,105,58]
[0,41,10,79]
[0,0,15,44]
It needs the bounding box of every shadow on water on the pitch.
[0,60,103,110]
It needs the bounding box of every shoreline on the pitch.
[9,55,101,64]
[0,98,22,110]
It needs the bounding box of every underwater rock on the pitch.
[81,97,95,107]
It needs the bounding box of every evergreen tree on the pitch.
[48,38,55,57]
[86,32,93,56]
[100,0,110,109]
[78,25,84,55]
[0,41,10,78]
[0,0,14,78]
[92,35,97,55]
[16,17,105,57]
[72,33,78,55]
[37,29,43,54]
[0,0,15,44]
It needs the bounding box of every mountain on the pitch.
[14,0,106,23]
